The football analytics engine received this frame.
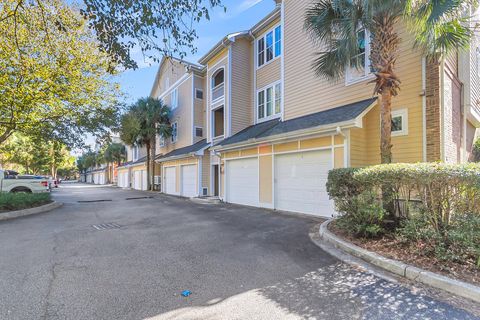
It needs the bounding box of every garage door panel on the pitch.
[181,165,197,197]
[226,158,259,207]
[275,150,334,217]
[164,167,176,195]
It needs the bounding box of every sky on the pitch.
[77,0,276,153]
[116,0,276,104]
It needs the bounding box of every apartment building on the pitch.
[151,57,210,197]
[148,0,479,218]
[117,144,148,190]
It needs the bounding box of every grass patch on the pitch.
[0,192,51,212]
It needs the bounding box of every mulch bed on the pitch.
[329,221,480,287]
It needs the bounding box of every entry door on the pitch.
[181,165,197,197]
[226,158,259,207]
[164,167,176,194]
[274,150,334,217]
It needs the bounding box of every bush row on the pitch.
[0,192,51,211]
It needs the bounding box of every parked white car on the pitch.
[0,170,50,193]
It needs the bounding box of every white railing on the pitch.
[211,83,224,102]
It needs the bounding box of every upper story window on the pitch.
[211,69,225,102]
[346,29,371,83]
[159,137,165,147]
[171,122,178,143]
[195,88,204,100]
[257,25,281,68]
[257,82,281,121]
[132,145,139,161]
[171,88,178,109]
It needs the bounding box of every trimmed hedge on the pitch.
[0,192,51,211]
[327,163,480,232]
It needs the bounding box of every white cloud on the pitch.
[218,0,264,20]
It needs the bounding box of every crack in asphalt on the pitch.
[41,233,60,320]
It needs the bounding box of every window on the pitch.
[171,88,178,109]
[391,109,408,136]
[195,88,204,100]
[257,82,281,121]
[346,29,371,83]
[195,127,203,137]
[213,107,224,138]
[171,122,178,143]
[132,146,139,161]
[211,69,225,102]
[257,25,281,67]
[159,137,165,147]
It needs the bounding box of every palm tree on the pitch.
[120,97,171,191]
[104,142,127,183]
[305,0,476,163]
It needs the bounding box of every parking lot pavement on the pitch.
[0,184,478,320]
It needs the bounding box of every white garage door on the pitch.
[226,158,259,207]
[133,171,142,190]
[118,171,128,188]
[142,170,148,191]
[99,173,105,185]
[274,150,334,217]
[164,167,176,195]
[181,165,197,197]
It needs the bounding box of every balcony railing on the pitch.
[211,83,224,102]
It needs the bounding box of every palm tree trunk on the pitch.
[380,91,393,163]
[150,135,156,191]
[146,141,151,191]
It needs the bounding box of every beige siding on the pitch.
[193,75,206,143]
[256,58,281,90]
[206,49,229,142]
[202,151,211,193]
[157,76,194,155]
[231,39,254,135]
[151,59,185,98]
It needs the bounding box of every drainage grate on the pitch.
[92,222,121,231]
[78,199,112,203]
[125,196,153,200]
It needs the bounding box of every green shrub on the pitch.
[335,191,386,238]
[473,138,480,162]
[0,192,51,211]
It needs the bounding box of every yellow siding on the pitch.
[284,0,424,164]
[231,39,254,135]
[225,151,241,159]
[259,145,272,154]
[207,48,229,68]
[259,155,272,204]
[240,148,258,157]
[334,135,344,145]
[274,141,298,153]
[193,75,206,143]
[257,58,281,90]
[152,59,185,98]
[300,137,331,149]
[334,147,344,168]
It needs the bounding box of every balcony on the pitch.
[211,83,224,102]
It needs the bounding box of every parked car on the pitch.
[0,170,50,193]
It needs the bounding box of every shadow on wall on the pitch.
[145,263,478,320]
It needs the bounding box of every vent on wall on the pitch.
[195,127,203,137]
[202,187,208,196]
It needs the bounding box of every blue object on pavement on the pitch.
[181,290,191,297]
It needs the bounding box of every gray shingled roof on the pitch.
[156,139,209,160]
[217,98,377,148]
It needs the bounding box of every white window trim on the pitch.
[211,68,225,105]
[159,137,166,147]
[171,88,178,109]
[171,122,178,143]
[379,108,408,137]
[256,24,282,70]
[345,29,374,85]
[195,88,204,100]
[195,126,203,137]
[256,80,282,123]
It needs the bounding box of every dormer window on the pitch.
[211,69,225,102]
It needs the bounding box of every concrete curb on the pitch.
[0,201,63,221]
[320,219,480,304]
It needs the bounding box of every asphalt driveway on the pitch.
[0,184,478,320]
